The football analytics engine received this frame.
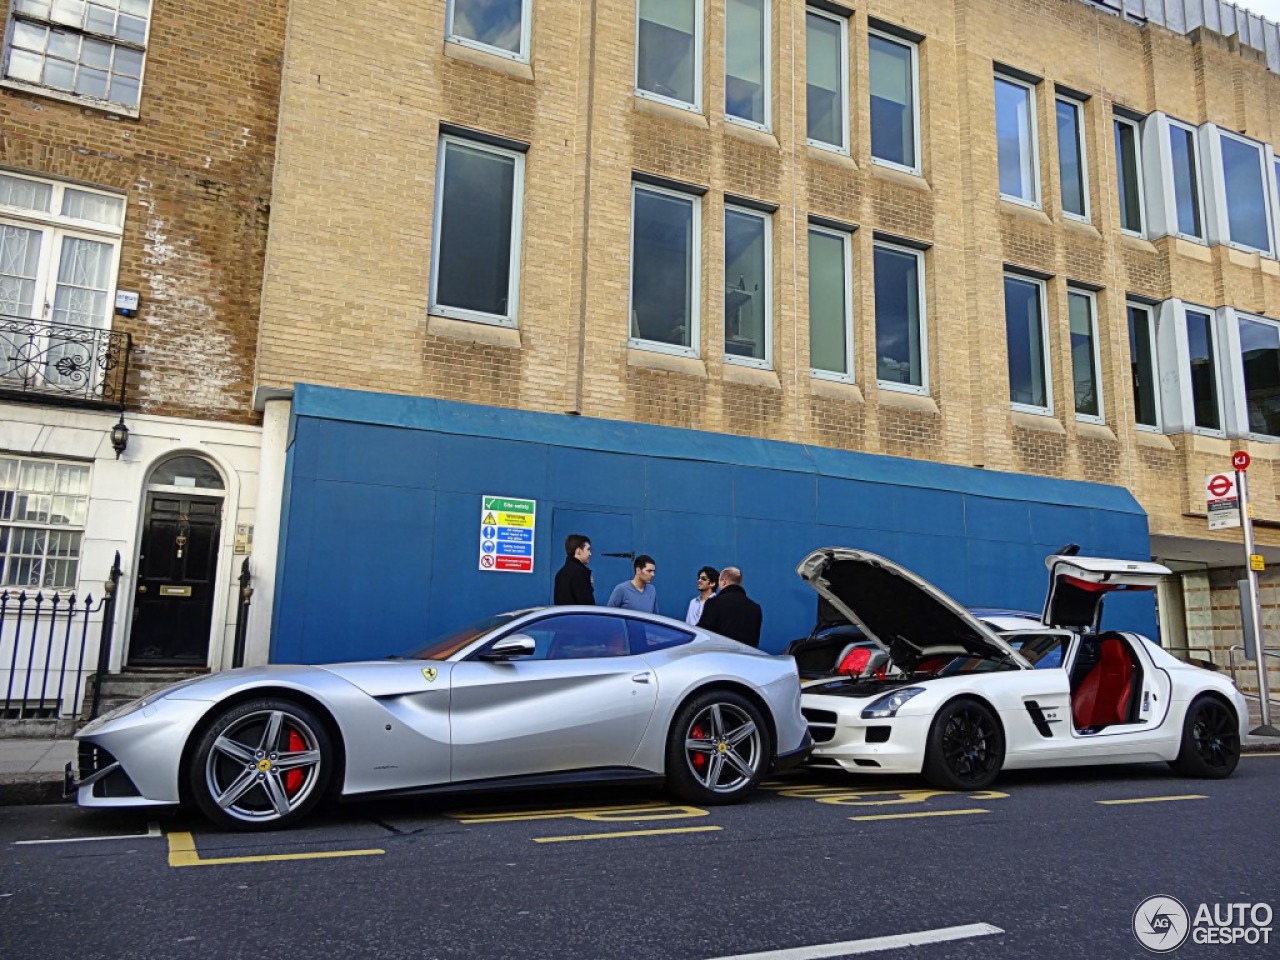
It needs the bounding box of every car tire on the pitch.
[922,697,1004,791]
[1168,695,1240,779]
[189,697,333,831]
[665,689,771,806]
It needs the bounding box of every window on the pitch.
[1167,120,1204,240]
[630,183,700,356]
[1114,116,1145,234]
[806,8,848,154]
[636,0,701,111]
[503,614,632,660]
[1126,302,1160,429]
[1,171,125,395]
[873,242,927,392]
[0,456,89,589]
[1068,289,1102,421]
[808,224,853,381]
[429,135,525,327]
[1184,306,1221,432]
[446,0,531,62]
[723,204,771,367]
[995,75,1039,206]
[725,0,768,130]
[1055,97,1088,220]
[627,618,693,652]
[3,0,150,112]
[1218,131,1272,255]
[1237,314,1280,438]
[869,31,919,173]
[1004,273,1051,412]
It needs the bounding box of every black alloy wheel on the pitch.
[922,698,1004,790]
[1170,695,1240,779]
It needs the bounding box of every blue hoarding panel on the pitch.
[273,387,1153,663]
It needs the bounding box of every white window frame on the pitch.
[428,134,526,329]
[722,203,772,370]
[872,239,928,396]
[1114,114,1147,236]
[724,0,770,133]
[805,6,849,156]
[1271,155,1280,258]
[807,223,854,383]
[1,0,151,117]
[634,0,704,114]
[1067,287,1104,424]
[1227,308,1280,442]
[445,0,533,64]
[628,181,702,359]
[0,454,91,591]
[1165,116,1207,242]
[1157,300,1225,437]
[1126,299,1161,432]
[994,73,1041,209]
[1208,127,1276,258]
[1004,272,1053,416]
[867,28,921,177]
[1055,95,1090,223]
[0,170,124,330]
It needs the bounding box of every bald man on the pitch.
[697,566,763,647]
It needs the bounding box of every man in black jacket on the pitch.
[697,566,762,647]
[553,533,595,605]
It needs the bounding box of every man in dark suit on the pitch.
[697,566,762,647]
[553,534,595,605]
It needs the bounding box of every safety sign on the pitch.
[479,496,536,573]
[1205,473,1240,530]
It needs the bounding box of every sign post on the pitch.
[1231,452,1277,735]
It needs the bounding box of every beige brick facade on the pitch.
[257,1,1280,670]
[1,0,286,423]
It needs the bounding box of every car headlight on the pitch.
[861,686,925,719]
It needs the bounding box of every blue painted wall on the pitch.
[270,385,1156,663]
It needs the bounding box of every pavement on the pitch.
[3,715,1278,806]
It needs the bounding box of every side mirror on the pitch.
[478,634,537,661]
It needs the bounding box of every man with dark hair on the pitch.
[685,565,719,625]
[553,534,595,605]
[606,554,658,613]
[698,566,762,647]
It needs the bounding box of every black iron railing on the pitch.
[0,313,132,408]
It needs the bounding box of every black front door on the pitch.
[128,493,222,665]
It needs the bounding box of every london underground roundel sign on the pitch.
[1232,450,1251,471]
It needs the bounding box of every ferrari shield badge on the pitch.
[421,667,438,683]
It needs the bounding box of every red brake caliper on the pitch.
[691,725,706,769]
[285,729,305,796]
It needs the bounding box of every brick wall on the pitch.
[256,0,1280,552]
[0,0,286,424]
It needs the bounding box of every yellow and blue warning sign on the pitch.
[479,495,536,573]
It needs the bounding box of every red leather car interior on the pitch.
[1072,637,1134,728]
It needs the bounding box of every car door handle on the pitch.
[632,673,651,684]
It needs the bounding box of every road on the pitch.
[2,757,1278,960]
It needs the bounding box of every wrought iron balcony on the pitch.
[0,314,132,409]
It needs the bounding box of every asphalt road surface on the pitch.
[2,757,1278,960]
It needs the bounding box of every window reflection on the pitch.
[1221,136,1271,253]
[1185,309,1220,431]
[1239,317,1280,437]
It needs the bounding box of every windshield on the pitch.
[401,612,525,661]
[1004,633,1068,669]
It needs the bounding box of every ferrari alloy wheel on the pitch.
[190,698,333,830]
[666,690,770,805]
[1169,695,1240,779]
[922,698,1004,790]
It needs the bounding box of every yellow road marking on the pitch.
[533,825,723,843]
[447,802,708,824]
[166,831,384,868]
[1096,795,1209,806]
[764,783,1007,806]
[849,808,990,822]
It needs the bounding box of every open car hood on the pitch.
[1042,555,1170,630]
[796,547,1032,671]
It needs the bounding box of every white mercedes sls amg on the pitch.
[797,548,1248,789]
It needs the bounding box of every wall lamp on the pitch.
[110,412,129,459]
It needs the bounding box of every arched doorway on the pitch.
[126,455,226,665]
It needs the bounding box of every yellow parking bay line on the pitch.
[849,808,990,822]
[167,831,384,868]
[533,825,723,844]
[448,801,708,824]
[1096,795,1209,806]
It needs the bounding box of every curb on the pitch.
[0,773,68,807]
